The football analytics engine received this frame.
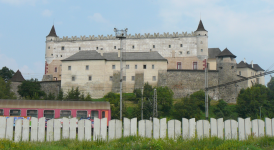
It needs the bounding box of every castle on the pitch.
[43,20,265,103]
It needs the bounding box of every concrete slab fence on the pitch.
[1,117,274,142]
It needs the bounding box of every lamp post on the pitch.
[114,28,127,120]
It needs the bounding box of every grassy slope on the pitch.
[1,136,274,150]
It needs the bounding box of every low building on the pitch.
[61,50,167,98]
[237,60,265,87]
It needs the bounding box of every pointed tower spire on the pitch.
[47,25,57,37]
[196,20,207,31]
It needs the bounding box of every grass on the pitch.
[1,136,274,150]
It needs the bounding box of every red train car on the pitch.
[0,100,111,124]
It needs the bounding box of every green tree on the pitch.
[0,77,16,99]
[103,92,127,119]
[0,66,15,81]
[236,84,271,119]
[64,87,81,101]
[143,82,153,99]
[133,89,142,99]
[17,78,45,99]
[156,86,173,116]
[57,89,64,100]
[189,90,211,112]
[172,96,201,120]
[213,99,238,120]
[85,93,92,101]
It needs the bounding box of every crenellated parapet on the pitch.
[53,31,196,42]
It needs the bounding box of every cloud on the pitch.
[0,53,19,71]
[42,9,53,17]
[0,0,37,6]
[88,13,108,23]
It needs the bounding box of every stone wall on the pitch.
[10,82,22,99]
[158,70,219,99]
[40,81,61,98]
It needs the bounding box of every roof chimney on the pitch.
[244,58,246,63]
[251,60,253,68]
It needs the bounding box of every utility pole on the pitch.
[141,87,143,120]
[114,28,127,120]
[153,89,157,118]
[203,59,208,120]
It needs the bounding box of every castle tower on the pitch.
[45,25,58,75]
[216,48,237,103]
[195,20,208,60]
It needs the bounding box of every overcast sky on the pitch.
[0,0,273,85]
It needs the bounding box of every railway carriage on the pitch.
[0,100,111,124]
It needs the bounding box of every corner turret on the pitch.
[195,20,208,60]
[46,25,58,41]
[216,48,237,103]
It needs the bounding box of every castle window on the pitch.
[201,49,203,52]
[177,62,182,69]
[193,62,197,70]
[199,34,200,35]
[143,65,146,69]
[88,76,92,81]
[68,66,71,70]
[205,34,207,36]
[179,51,182,54]
[61,46,65,50]
[239,71,241,75]
[48,46,50,49]
[132,45,135,49]
[114,46,116,49]
[51,39,52,41]
[126,65,129,69]
[123,76,126,81]
[96,47,98,50]
[180,44,183,47]
[187,51,190,54]
[135,65,137,69]
[169,45,171,48]
[112,65,116,69]
[153,45,155,48]
[152,76,156,81]
[51,54,53,56]
[61,55,62,57]
[109,76,113,81]
[55,67,57,72]
[79,47,81,50]
[72,76,75,81]
[152,64,155,69]
[86,65,89,70]
[132,76,135,81]
[231,66,234,69]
